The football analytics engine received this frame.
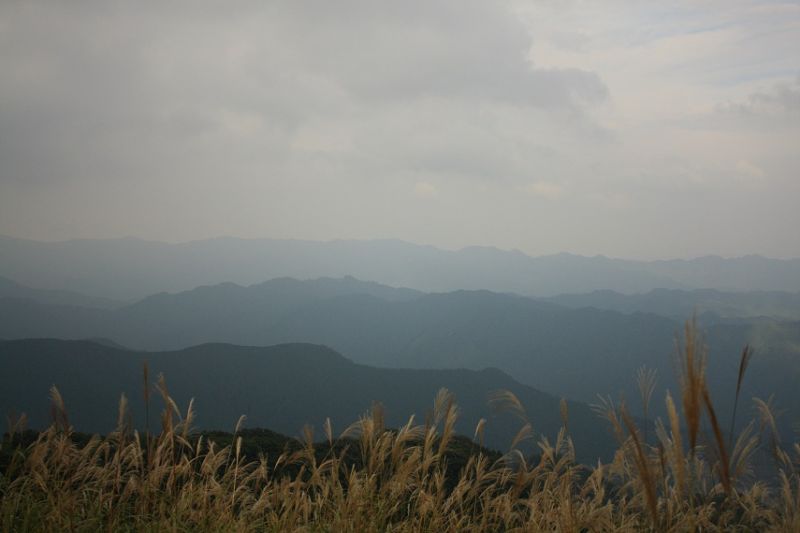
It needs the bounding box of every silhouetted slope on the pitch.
[0,297,105,339]
[0,339,616,463]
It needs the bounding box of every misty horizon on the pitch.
[2,232,800,262]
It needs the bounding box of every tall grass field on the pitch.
[2,322,799,532]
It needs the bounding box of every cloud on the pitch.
[0,0,797,259]
[413,182,438,199]
[715,76,800,126]
[735,160,767,181]
[0,0,607,188]
[745,77,800,113]
[525,181,564,200]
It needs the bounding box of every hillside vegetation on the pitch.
[1,322,799,531]
[0,339,616,463]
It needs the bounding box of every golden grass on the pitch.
[1,320,799,532]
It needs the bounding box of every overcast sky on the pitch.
[1,1,798,259]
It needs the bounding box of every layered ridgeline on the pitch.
[2,235,800,301]
[1,276,798,433]
[0,339,616,463]
[0,275,120,309]
[544,288,800,323]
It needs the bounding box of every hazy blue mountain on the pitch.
[544,288,800,322]
[647,255,800,294]
[0,276,419,345]
[0,297,106,339]
[0,275,121,309]
[1,277,797,433]
[0,339,617,463]
[3,235,798,301]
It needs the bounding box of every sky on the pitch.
[0,0,798,259]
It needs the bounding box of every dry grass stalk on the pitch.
[635,365,657,444]
[678,318,706,454]
[621,403,659,526]
[730,344,754,449]
[665,391,687,495]
[701,384,732,494]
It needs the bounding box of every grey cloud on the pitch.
[268,1,607,107]
[0,0,607,191]
[734,76,800,115]
[0,0,797,259]
[697,76,800,133]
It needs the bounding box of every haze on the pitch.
[1,0,798,259]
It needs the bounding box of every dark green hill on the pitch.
[0,339,616,464]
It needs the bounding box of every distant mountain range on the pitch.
[2,235,799,300]
[544,288,800,322]
[2,276,798,433]
[0,339,617,463]
[0,275,120,309]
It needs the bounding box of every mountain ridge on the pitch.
[3,233,797,262]
[0,338,617,463]
[2,235,799,301]
[1,275,798,436]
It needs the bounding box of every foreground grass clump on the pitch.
[1,322,800,531]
